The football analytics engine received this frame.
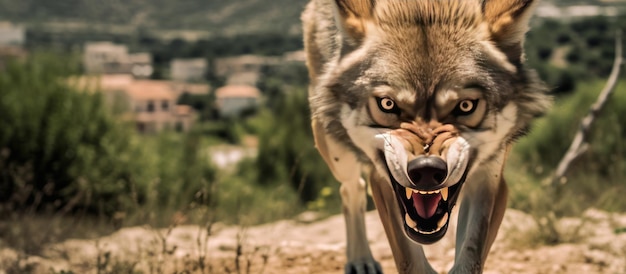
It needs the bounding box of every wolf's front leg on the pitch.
[450,164,508,274]
[340,176,383,274]
[311,121,382,274]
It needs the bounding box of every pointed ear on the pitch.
[333,0,374,51]
[483,0,538,65]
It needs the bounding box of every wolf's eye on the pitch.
[377,97,400,114]
[452,99,479,116]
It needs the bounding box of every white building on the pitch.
[215,85,261,117]
[0,22,25,46]
[83,41,153,77]
[170,58,207,82]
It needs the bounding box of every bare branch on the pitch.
[552,30,623,186]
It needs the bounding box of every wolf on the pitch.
[302,0,551,273]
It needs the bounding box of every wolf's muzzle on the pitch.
[375,122,471,244]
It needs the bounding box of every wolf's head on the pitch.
[310,0,551,244]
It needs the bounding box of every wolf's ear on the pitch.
[483,0,538,65]
[333,0,374,52]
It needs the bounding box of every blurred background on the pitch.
[0,0,625,273]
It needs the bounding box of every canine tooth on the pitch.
[441,187,449,201]
[405,188,412,199]
[437,212,449,228]
[405,213,417,228]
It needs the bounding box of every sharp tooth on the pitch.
[405,213,417,228]
[441,187,449,201]
[405,188,412,200]
[437,212,449,228]
[417,227,439,235]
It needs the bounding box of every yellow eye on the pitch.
[459,100,473,112]
[453,99,479,116]
[377,97,400,114]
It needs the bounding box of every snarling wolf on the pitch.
[302,0,551,273]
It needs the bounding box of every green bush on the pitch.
[253,87,337,208]
[0,54,217,220]
[509,80,626,214]
[0,54,141,216]
[176,92,219,121]
[215,157,303,225]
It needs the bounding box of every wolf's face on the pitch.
[310,0,550,244]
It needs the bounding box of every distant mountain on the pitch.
[0,0,308,36]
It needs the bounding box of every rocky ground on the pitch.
[1,208,626,274]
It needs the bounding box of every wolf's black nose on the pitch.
[407,156,448,188]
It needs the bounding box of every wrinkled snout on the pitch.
[378,120,469,190]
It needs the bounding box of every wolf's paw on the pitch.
[345,259,383,274]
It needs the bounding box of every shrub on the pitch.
[0,53,145,216]
[254,87,336,206]
[0,54,218,220]
[509,80,626,214]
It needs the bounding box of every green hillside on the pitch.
[0,0,308,36]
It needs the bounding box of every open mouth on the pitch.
[386,161,468,244]
[372,132,471,244]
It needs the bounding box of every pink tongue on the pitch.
[412,192,442,219]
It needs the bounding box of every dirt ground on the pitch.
[1,208,625,274]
